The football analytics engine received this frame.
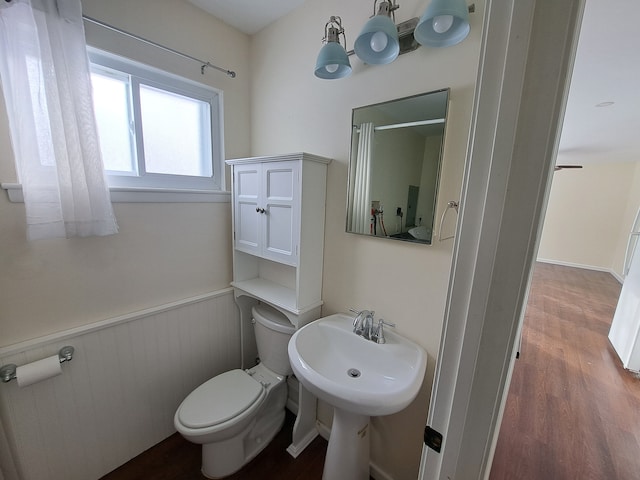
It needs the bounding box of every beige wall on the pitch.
[538,161,640,277]
[250,1,484,478]
[0,0,251,347]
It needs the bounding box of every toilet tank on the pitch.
[252,304,296,376]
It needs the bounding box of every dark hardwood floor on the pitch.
[490,262,640,480]
[100,411,329,480]
[102,262,640,480]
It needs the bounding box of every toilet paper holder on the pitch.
[0,346,75,383]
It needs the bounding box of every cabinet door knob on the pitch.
[256,207,266,214]
[256,207,260,213]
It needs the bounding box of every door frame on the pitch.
[419,0,585,478]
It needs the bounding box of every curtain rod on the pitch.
[82,15,236,78]
[374,118,445,131]
[354,118,445,133]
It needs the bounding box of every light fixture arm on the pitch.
[323,15,347,49]
[372,0,400,21]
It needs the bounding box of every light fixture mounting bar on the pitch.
[397,17,420,55]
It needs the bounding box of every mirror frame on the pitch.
[345,88,450,245]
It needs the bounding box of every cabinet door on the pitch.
[262,161,299,266]
[233,164,261,257]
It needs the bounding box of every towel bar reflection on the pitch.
[438,201,459,242]
[0,346,74,383]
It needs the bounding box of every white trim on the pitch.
[0,288,234,357]
[225,152,332,166]
[1,183,230,203]
[285,429,318,458]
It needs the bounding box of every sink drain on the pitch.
[347,368,361,378]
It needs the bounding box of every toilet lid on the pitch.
[177,370,264,429]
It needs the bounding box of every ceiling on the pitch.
[189,0,639,167]
[188,0,306,35]
[557,0,638,166]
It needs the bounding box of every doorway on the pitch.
[490,0,640,476]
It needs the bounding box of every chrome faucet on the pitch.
[350,309,395,343]
[362,311,375,339]
[351,309,375,339]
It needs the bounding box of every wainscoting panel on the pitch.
[0,290,240,480]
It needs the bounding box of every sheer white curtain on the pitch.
[0,0,117,240]
[349,122,374,234]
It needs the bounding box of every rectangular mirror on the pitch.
[346,89,449,244]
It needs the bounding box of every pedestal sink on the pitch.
[288,313,427,480]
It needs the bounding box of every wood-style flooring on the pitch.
[103,262,640,480]
[490,262,640,480]
[100,411,329,480]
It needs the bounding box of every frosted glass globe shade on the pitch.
[370,31,388,53]
[432,15,454,34]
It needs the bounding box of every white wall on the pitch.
[371,129,424,235]
[537,161,640,277]
[250,1,484,478]
[0,0,251,347]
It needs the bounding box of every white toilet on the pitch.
[174,303,296,479]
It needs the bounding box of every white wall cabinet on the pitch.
[226,152,331,329]
[233,160,300,266]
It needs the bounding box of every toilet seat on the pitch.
[176,369,266,431]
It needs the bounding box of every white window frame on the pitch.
[88,48,226,195]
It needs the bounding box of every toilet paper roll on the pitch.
[16,355,62,387]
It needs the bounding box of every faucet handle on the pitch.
[372,318,396,344]
[378,318,395,328]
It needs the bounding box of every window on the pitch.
[89,49,223,191]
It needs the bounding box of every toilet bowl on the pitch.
[174,303,295,479]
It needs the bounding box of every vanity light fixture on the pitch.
[414,0,474,47]
[354,0,401,65]
[314,16,352,79]
[314,1,475,79]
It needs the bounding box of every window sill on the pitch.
[1,183,231,203]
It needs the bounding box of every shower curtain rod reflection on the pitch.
[82,15,237,78]
[354,118,445,133]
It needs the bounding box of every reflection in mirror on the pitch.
[346,89,449,244]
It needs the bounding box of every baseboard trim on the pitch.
[536,258,622,283]
[286,428,319,458]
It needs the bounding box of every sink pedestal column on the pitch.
[323,408,370,480]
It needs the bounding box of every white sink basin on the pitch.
[288,313,427,416]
